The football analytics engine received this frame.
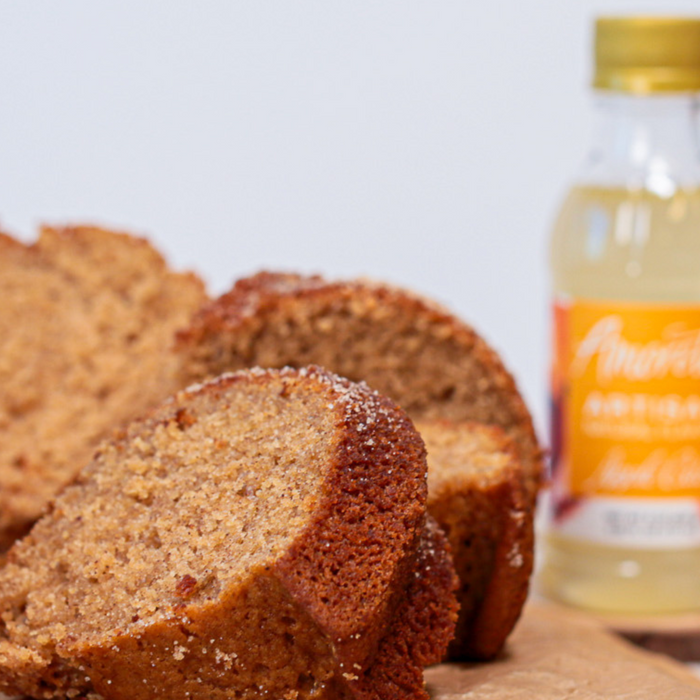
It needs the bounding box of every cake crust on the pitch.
[355,516,459,700]
[177,271,542,505]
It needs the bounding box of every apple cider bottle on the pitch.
[540,17,700,613]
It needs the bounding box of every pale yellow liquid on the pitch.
[540,184,700,614]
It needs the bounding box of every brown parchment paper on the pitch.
[426,602,700,699]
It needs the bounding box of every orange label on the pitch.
[553,299,700,500]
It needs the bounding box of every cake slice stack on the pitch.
[0,367,458,700]
[176,271,541,659]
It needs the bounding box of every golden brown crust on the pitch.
[0,225,207,550]
[177,271,542,506]
[271,367,429,672]
[0,367,453,700]
[354,516,459,700]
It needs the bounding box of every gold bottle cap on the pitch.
[594,17,700,93]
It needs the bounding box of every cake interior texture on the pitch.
[0,227,206,550]
[2,377,332,646]
[420,420,533,660]
[0,367,443,700]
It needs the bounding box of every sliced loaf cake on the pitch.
[0,226,207,549]
[0,367,457,700]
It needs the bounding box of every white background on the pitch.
[1,1,699,443]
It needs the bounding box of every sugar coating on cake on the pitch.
[419,420,533,660]
[0,226,207,549]
[0,366,447,700]
[176,271,542,506]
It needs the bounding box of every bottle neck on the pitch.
[579,92,700,192]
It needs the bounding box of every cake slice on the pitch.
[419,420,533,660]
[0,226,207,549]
[175,271,539,659]
[0,367,457,700]
[176,271,542,507]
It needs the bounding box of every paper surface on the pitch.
[426,602,700,699]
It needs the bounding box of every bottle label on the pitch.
[550,298,700,548]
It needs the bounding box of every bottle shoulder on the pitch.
[576,93,700,191]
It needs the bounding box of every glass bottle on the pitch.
[539,17,700,614]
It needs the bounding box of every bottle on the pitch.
[540,17,700,614]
